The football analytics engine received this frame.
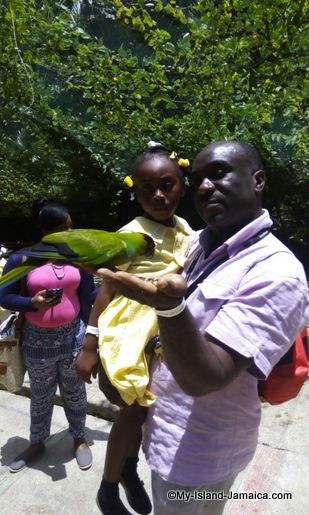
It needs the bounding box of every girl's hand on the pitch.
[31,289,62,311]
[76,335,99,384]
[95,269,187,310]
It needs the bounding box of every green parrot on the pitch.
[0,229,155,288]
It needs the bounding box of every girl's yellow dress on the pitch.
[98,215,192,407]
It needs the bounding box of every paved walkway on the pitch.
[0,390,151,515]
[1,376,309,514]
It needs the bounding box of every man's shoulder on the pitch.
[256,233,306,280]
[232,240,308,304]
[202,233,307,296]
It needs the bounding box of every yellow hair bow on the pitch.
[123,176,134,188]
[169,151,190,168]
[178,158,190,167]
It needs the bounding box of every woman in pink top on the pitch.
[0,198,96,473]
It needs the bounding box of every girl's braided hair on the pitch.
[131,141,189,179]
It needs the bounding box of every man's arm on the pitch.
[96,269,253,396]
[75,280,115,383]
[157,309,252,396]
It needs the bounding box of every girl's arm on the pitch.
[77,268,97,323]
[75,280,115,383]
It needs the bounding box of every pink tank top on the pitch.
[25,263,81,328]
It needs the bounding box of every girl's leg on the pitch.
[97,404,152,515]
[104,404,146,482]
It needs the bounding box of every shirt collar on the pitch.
[199,209,273,259]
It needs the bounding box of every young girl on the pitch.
[76,142,192,515]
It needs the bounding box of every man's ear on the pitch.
[253,169,265,192]
[180,178,186,197]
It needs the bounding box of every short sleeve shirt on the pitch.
[143,210,309,486]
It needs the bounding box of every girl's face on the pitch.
[133,156,185,226]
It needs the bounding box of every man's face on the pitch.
[190,142,265,235]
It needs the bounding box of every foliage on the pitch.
[0,0,308,242]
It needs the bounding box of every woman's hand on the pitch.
[31,289,62,311]
[95,269,187,310]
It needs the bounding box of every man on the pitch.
[98,140,309,514]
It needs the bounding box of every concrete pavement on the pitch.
[1,376,309,514]
[0,389,151,514]
[226,379,309,514]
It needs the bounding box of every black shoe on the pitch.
[120,457,152,515]
[96,480,133,515]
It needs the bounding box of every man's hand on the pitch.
[95,269,187,310]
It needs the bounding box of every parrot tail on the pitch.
[15,241,76,261]
[0,263,37,288]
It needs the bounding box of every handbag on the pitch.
[259,327,309,405]
[0,311,26,392]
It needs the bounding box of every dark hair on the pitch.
[235,141,264,172]
[132,141,183,180]
[32,197,69,230]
